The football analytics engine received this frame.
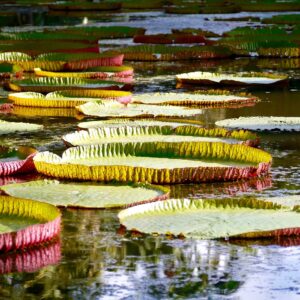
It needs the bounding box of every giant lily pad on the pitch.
[8,90,132,107]
[1,180,169,209]
[176,71,288,86]
[34,65,133,79]
[118,198,300,239]
[107,45,232,61]
[133,33,209,44]
[216,117,300,131]
[63,122,259,147]
[0,146,37,176]
[0,120,43,134]
[33,141,271,183]
[0,40,100,55]
[47,26,146,39]
[0,195,60,252]
[0,52,124,71]
[0,102,79,118]
[132,90,258,107]
[6,77,127,93]
[76,101,203,118]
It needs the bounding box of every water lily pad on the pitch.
[34,66,133,79]
[47,26,146,39]
[0,52,124,71]
[63,122,258,147]
[216,117,300,131]
[176,71,288,86]
[0,120,43,135]
[132,91,258,107]
[0,146,37,177]
[8,90,132,107]
[6,77,127,93]
[118,198,300,239]
[1,180,169,209]
[0,195,61,252]
[133,33,208,44]
[76,101,203,118]
[108,45,232,61]
[33,141,271,183]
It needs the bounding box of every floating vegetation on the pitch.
[0,120,43,134]
[118,198,300,239]
[33,141,271,183]
[133,33,209,44]
[6,77,127,92]
[107,45,232,61]
[216,117,300,131]
[8,90,132,107]
[34,66,133,81]
[131,90,259,107]
[76,101,203,118]
[62,121,259,147]
[176,71,288,86]
[1,180,169,209]
[0,195,61,252]
[0,52,124,71]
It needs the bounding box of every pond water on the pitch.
[0,9,300,300]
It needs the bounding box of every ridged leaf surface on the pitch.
[1,180,169,209]
[118,198,300,239]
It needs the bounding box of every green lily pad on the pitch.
[63,122,258,147]
[176,71,288,86]
[216,117,300,131]
[132,91,258,106]
[0,120,43,135]
[33,141,271,183]
[76,101,203,118]
[8,90,132,108]
[118,198,300,239]
[1,180,169,209]
[7,77,126,93]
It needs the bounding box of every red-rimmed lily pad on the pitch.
[0,195,61,252]
[0,146,37,177]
